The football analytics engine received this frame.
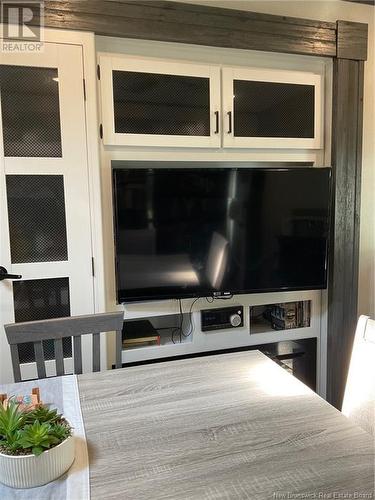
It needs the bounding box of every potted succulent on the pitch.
[0,400,74,488]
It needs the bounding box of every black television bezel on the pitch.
[112,166,332,304]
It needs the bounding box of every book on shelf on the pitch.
[302,300,311,327]
[269,301,311,330]
[123,336,160,348]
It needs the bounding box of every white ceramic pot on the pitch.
[0,434,75,489]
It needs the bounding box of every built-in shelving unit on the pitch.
[119,291,323,393]
[120,307,318,391]
[97,37,329,399]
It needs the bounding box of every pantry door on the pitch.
[0,42,95,383]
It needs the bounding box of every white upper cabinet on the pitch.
[222,67,323,149]
[99,55,221,147]
[99,54,323,150]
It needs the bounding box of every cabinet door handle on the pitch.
[214,111,219,134]
[227,111,232,134]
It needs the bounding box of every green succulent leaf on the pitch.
[50,423,71,442]
[18,421,60,455]
[0,400,27,441]
[32,446,43,457]
[25,405,62,425]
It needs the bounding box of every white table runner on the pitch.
[0,375,89,500]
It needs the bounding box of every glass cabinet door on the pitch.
[99,55,221,147]
[222,67,323,149]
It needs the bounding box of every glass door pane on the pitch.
[0,65,62,157]
[113,71,210,136]
[6,174,68,263]
[233,80,314,138]
[13,278,72,364]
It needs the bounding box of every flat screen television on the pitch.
[112,167,331,303]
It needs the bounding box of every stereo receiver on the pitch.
[201,306,244,332]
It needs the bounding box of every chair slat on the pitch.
[10,345,21,383]
[73,336,82,374]
[34,341,46,379]
[92,333,100,372]
[115,329,122,369]
[54,338,65,376]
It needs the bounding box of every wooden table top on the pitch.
[78,351,374,500]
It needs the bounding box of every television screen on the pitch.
[112,167,331,303]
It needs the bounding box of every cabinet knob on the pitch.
[230,313,241,327]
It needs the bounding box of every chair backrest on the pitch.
[342,315,375,436]
[4,312,124,382]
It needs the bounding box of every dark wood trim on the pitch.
[16,0,337,57]
[337,20,368,59]
[7,2,369,62]
[328,59,364,409]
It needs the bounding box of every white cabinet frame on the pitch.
[99,55,221,148]
[222,66,323,149]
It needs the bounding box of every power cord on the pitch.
[171,298,184,344]
[171,297,201,343]
[181,297,200,338]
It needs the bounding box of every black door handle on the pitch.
[227,111,232,134]
[0,266,22,281]
[214,111,219,134]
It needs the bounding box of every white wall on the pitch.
[172,0,375,317]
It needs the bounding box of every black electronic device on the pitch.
[112,166,331,303]
[201,306,244,332]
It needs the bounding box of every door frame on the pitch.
[0,28,107,374]
[41,28,106,320]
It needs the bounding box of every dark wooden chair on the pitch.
[4,312,124,382]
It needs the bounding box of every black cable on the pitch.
[181,297,200,338]
[155,325,180,346]
[179,298,183,343]
[171,298,184,343]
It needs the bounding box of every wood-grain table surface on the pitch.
[78,351,374,499]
